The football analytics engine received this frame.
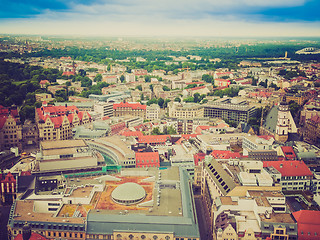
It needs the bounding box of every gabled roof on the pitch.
[263,161,312,177]
[293,210,320,240]
[293,210,320,224]
[262,105,278,134]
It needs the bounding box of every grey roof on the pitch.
[239,122,253,133]
[205,158,236,196]
[296,151,317,160]
[86,214,199,237]
[262,105,278,134]
[111,182,146,202]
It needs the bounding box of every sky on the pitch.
[0,0,319,37]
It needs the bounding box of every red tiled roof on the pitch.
[258,135,274,141]
[121,131,144,138]
[211,150,241,159]
[194,152,206,166]
[135,152,160,167]
[197,126,212,130]
[293,210,320,240]
[138,135,170,144]
[215,78,230,82]
[181,134,198,139]
[39,80,50,84]
[186,81,204,85]
[62,71,75,76]
[281,146,296,160]
[14,233,49,240]
[0,116,7,129]
[113,102,147,110]
[187,86,206,91]
[36,105,90,128]
[135,152,159,161]
[309,114,320,123]
[263,161,313,177]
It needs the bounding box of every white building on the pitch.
[146,104,160,120]
[94,102,114,118]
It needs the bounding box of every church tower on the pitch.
[275,95,289,142]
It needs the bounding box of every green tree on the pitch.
[158,98,165,108]
[152,127,161,135]
[147,98,158,106]
[163,86,170,91]
[145,75,151,82]
[202,74,213,83]
[174,97,181,102]
[166,125,177,134]
[136,85,142,91]
[164,99,171,108]
[94,73,102,82]
[120,75,125,83]
[183,96,194,102]
[194,93,201,103]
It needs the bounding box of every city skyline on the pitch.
[0,0,319,37]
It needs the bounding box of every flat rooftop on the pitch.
[41,139,87,150]
[13,200,85,224]
[12,167,189,226]
[260,213,295,224]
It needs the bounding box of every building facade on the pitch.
[168,102,204,119]
[0,106,22,150]
[113,102,146,118]
[204,99,256,124]
[35,104,91,141]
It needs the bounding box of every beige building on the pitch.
[113,102,146,119]
[217,224,239,240]
[35,93,55,103]
[146,104,160,120]
[0,113,22,150]
[35,104,91,141]
[168,102,204,119]
[201,156,282,239]
[36,139,100,172]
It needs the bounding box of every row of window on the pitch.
[282,182,305,185]
[47,231,83,238]
[137,159,158,163]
